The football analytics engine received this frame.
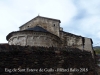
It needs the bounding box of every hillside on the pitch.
[93,46,100,54]
[94,46,100,50]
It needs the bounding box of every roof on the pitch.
[36,15,61,23]
[25,26,49,33]
[6,26,60,41]
[60,31,82,37]
[19,15,61,28]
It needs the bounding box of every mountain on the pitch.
[93,46,100,50]
[93,46,100,54]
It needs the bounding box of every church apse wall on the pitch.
[7,31,60,47]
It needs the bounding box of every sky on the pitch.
[0,0,100,46]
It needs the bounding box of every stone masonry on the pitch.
[6,16,94,55]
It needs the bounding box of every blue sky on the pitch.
[0,0,100,46]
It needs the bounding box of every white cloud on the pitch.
[0,0,77,43]
[7,0,77,24]
[0,0,100,46]
[66,0,100,46]
[79,0,100,15]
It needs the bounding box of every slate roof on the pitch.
[36,16,61,23]
[25,26,49,33]
[6,26,60,41]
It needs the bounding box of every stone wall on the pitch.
[18,16,94,54]
[0,45,96,75]
[60,31,83,50]
[8,31,60,47]
[84,38,94,58]
[84,38,93,51]
[20,16,60,36]
[60,31,94,55]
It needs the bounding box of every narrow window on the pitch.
[54,24,55,26]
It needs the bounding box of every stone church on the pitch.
[6,16,93,53]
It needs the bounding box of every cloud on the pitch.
[0,0,100,46]
[64,0,100,46]
[0,0,77,43]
